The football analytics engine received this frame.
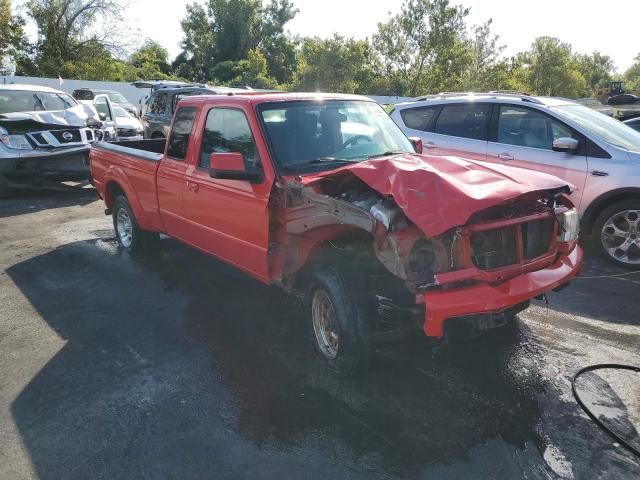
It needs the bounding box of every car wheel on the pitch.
[594,200,640,269]
[112,196,159,252]
[307,268,372,375]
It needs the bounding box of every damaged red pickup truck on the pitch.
[91,92,583,373]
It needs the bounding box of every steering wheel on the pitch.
[338,135,371,151]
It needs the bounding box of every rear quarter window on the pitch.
[167,107,197,160]
[400,106,438,131]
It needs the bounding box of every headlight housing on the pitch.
[557,208,579,242]
[0,127,32,150]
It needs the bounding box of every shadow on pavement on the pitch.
[0,187,95,219]
[8,237,632,478]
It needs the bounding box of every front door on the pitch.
[486,105,588,208]
[182,106,271,281]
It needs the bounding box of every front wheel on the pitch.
[112,196,158,252]
[593,200,640,269]
[307,268,372,375]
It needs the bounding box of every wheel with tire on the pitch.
[593,200,640,269]
[112,195,158,252]
[307,268,372,375]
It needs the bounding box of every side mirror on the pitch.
[408,136,423,154]
[209,152,262,182]
[98,112,107,121]
[552,137,579,153]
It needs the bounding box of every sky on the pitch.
[21,0,640,72]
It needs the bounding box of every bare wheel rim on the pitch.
[311,289,340,360]
[600,209,640,265]
[116,208,133,248]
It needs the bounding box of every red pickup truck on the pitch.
[91,92,583,373]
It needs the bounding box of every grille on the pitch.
[117,128,140,137]
[471,218,554,270]
[523,218,554,259]
[51,129,81,143]
[471,227,518,270]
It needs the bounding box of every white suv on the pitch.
[390,93,640,268]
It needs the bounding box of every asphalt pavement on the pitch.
[0,189,639,479]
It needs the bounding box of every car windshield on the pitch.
[0,90,77,114]
[104,92,128,103]
[553,104,640,153]
[259,100,414,172]
[113,106,129,118]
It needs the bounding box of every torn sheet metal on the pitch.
[298,153,573,237]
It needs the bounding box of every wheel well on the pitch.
[582,190,640,235]
[105,181,125,208]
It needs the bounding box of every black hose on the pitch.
[571,364,640,458]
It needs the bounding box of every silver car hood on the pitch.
[0,103,100,127]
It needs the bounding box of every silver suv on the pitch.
[390,93,640,268]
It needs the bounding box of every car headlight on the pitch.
[0,127,32,150]
[557,208,579,242]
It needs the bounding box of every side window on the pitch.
[434,104,491,140]
[400,106,438,131]
[497,106,577,150]
[149,93,168,115]
[199,108,260,169]
[167,107,197,160]
[95,97,112,120]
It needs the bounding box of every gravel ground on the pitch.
[0,189,639,480]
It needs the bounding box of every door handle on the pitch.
[187,181,199,193]
[496,152,514,161]
[423,141,437,149]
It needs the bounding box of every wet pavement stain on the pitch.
[1,191,639,479]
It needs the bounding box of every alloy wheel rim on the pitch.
[311,290,339,359]
[116,208,133,248]
[600,209,640,265]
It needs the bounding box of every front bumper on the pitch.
[0,145,90,180]
[419,246,583,338]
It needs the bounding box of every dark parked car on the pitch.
[607,94,640,106]
[72,88,137,117]
[139,84,238,139]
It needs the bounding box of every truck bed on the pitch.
[92,138,166,161]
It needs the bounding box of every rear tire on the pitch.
[306,267,372,375]
[593,200,640,269]
[112,195,159,252]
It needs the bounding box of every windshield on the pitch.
[553,104,640,153]
[105,92,128,103]
[0,90,77,114]
[258,100,414,172]
[113,106,129,118]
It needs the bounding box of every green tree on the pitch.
[624,53,640,90]
[129,39,171,80]
[0,0,29,75]
[293,35,376,93]
[259,0,298,84]
[463,19,505,91]
[575,51,614,92]
[373,0,472,96]
[517,37,587,98]
[26,0,125,77]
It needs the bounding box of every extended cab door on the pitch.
[157,106,198,235]
[486,105,588,208]
[181,105,272,282]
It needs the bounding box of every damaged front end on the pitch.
[0,118,97,192]
[271,163,582,342]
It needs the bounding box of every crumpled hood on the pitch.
[0,103,100,127]
[299,153,573,237]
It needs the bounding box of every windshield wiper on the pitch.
[365,150,407,160]
[306,157,360,165]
